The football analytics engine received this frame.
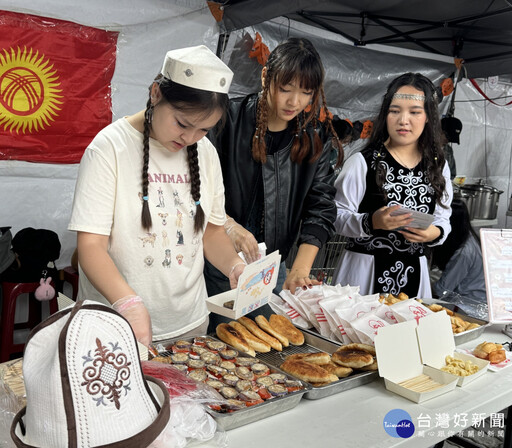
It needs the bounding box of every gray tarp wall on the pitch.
[1,2,511,266]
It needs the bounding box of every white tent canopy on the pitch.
[1,0,511,267]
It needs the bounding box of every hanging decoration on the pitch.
[249,32,270,66]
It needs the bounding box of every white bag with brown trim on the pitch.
[11,300,170,447]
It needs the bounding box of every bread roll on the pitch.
[337,343,376,356]
[285,352,331,365]
[332,348,374,368]
[319,362,353,378]
[237,316,283,351]
[269,314,305,345]
[216,323,256,357]
[280,359,338,384]
[255,315,289,347]
[228,321,271,353]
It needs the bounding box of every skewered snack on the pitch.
[216,323,256,356]
[280,359,338,384]
[269,314,305,345]
[228,321,271,353]
[237,316,283,351]
[473,341,506,364]
[398,374,443,392]
[255,315,289,347]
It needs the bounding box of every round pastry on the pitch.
[251,363,270,377]
[187,358,205,370]
[206,340,227,352]
[235,366,254,381]
[220,360,236,371]
[188,369,207,382]
[235,379,253,392]
[200,352,221,365]
[331,349,373,368]
[170,352,189,364]
[223,374,240,386]
[256,376,275,388]
[220,386,239,399]
[337,343,376,356]
[219,348,238,360]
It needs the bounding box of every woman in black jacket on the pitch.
[205,37,341,299]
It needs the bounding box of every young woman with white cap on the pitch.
[69,45,245,345]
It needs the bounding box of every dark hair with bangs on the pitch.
[140,74,229,232]
[369,72,447,206]
[252,37,343,166]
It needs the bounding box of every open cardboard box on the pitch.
[206,250,281,319]
[417,311,489,386]
[375,312,489,403]
[375,315,457,403]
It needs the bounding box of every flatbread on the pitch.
[255,315,289,347]
[285,352,331,365]
[318,362,353,378]
[228,321,271,353]
[237,316,283,351]
[216,323,256,357]
[280,359,338,384]
[331,349,374,369]
[269,314,305,345]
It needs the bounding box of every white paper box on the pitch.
[416,312,489,387]
[375,318,458,403]
[206,250,281,319]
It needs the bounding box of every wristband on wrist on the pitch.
[229,262,246,277]
[113,295,143,314]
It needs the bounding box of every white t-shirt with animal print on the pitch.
[69,117,226,340]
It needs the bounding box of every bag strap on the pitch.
[10,407,37,448]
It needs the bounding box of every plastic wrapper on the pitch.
[437,290,489,321]
[0,361,24,448]
[142,361,228,448]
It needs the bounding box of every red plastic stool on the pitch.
[60,266,79,301]
[0,281,58,362]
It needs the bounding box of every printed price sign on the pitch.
[480,229,512,323]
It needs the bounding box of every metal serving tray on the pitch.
[255,329,378,400]
[157,335,311,431]
[418,299,490,345]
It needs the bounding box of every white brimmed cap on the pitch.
[11,300,170,447]
[160,45,233,94]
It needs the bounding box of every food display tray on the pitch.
[254,329,378,400]
[157,335,311,431]
[418,299,490,345]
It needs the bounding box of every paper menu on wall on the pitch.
[389,205,435,230]
[480,228,512,323]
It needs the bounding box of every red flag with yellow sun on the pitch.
[0,11,118,163]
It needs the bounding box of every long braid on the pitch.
[141,97,153,230]
[252,85,270,163]
[187,143,205,233]
[320,86,344,167]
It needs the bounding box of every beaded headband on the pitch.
[392,93,425,101]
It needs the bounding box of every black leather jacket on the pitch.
[209,93,336,260]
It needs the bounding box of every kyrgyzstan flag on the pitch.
[0,11,118,163]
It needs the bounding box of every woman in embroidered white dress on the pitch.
[333,73,452,297]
